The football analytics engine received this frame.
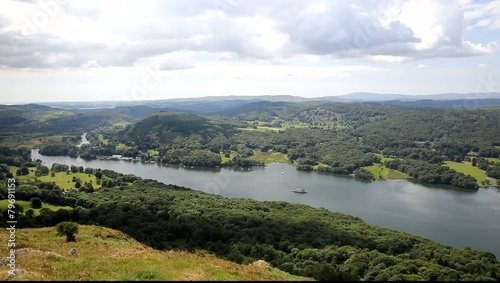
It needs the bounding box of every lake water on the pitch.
[31,149,500,259]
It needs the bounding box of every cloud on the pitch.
[464,0,500,30]
[0,0,498,69]
[157,52,195,70]
[418,64,430,68]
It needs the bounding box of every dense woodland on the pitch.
[90,102,500,189]
[1,101,500,280]
[0,168,499,281]
[2,102,500,189]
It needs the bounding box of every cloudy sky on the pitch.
[0,0,499,103]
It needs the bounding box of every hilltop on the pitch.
[0,225,312,281]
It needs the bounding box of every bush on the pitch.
[56,221,79,242]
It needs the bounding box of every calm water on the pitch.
[31,149,500,259]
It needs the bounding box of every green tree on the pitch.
[29,197,42,209]
[56,221,79,242]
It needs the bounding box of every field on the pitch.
[0,200,72,216]
[219,151,239,164]
[240,120,349,132]
[97,134,109,145]
[0,226,311,281]
[147,149,159,156]
[486,157,500,165]
[443,161,495,186]
[112,121,130,128]
[8,166,38,183]
[250,151,289,164]
[0,134,66,149]
[9,166,100,190]
[116,143,132,150]
[363,164,410,180]
[38,171,101,190]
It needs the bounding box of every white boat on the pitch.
[281,171,285,175]
[292,188,307,194]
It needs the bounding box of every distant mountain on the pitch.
[27,92,500,112]
[336,92,500,102]
[381,98,500,108]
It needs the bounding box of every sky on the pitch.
[0,0,499,103]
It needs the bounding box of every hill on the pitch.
[116,111,241,149]
[0,225,312,281]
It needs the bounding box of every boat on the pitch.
[281,171,285,175]
[292,188,307,194]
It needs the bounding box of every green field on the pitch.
[0,200,72,216]
[38,171,101,190]
[250,151,288,164]
[239,126,283,132]
[116,143,132,150]
[363,164,410,180]
[443,161,495,186]
[375,153,396,163]
[219,151,239,164]
[0,134,67,149]
[98,133,109,145]
[147,149,159,156]
[112,121,130,128]
[486,157,500,165]
[8,166,38,183]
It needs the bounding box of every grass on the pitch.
[38,171,101,190]
[0,200,72,216]
[375,153,396,163]
[147,149,159,156]
[363,164,410,180]
[0,134,66,149]
[250,151,289,165]
[112,121,130,128]
[9,166,101,190]
[443,161,496,186]
[8,166,38,183]
[220,151,239,164]
[486,158,500,165]
[239,126,283,132]
[0,225,313,281]
[97,134,109,145]
[116,143,132,151]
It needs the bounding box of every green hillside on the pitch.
[0,225,312,281]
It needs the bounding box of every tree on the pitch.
[29,197,42,209]
[56,221,79,242]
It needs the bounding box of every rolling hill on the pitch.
[0,225,311,281]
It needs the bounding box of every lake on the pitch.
[31,149,500,259]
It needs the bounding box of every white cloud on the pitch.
[156,52,196,71]
[418,64,430,68]
[0,0,498,70]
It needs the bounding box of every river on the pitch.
[31,149,500,259]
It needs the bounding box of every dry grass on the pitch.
[0,225,313,281]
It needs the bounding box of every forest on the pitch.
[1,164,499,281]
[1,101,500,280]
[3,101,500,189]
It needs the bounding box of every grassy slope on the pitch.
[250,151,289,164]
[0,226,313,281]
[9,166,101,190]
[0,200,72,216]
[486,157,500,165]
[364,164,411,180]
[363,154,410,180]
[443,161,496,186]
